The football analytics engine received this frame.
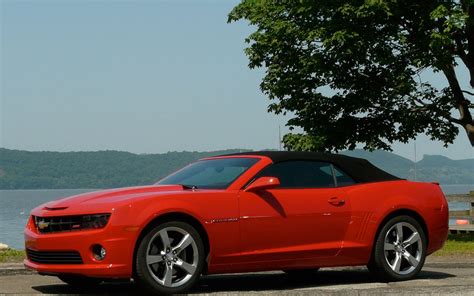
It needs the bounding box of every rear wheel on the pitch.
[368,215,426,281]
[58,275,102,287]
[135,221,205,295]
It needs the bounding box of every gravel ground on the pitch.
[1,259,474,295]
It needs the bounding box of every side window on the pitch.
[255,161,335,188]
[333,166,356,186]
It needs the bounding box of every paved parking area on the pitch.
[1,262,474,295]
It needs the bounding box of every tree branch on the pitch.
[410,106,430,112]
[454,35,470,68]
[408,96,430,111]
[442,64,472,122]
[414,97,428,106]
[449,116,464,125]
[462,89,474,96]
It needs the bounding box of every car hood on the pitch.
[36,185,187,212]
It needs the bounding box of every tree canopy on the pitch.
[229,0,474,151]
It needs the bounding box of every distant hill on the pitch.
[0,148,472,189]
[341,150,474,184]
[0,148,250,189]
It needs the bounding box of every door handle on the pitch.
[328,196,345,206]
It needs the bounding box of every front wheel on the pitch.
[368,215,427,282]
[135,221,205,295]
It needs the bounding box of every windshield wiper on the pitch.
[178,184,198,190]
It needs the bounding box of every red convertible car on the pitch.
[24,151,448,294]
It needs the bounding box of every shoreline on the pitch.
[2,186,465,195]
[0,186,472,191]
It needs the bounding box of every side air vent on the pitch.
[26,249,83,264]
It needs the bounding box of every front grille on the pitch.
[26,249,83,264]
[33,214,110,233]
[34,215,83,233]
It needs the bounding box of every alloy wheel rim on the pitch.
[384,222,422,275]
[146,227,198,288]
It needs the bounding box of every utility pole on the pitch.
[278,125,282,151]
[414,139,417,181]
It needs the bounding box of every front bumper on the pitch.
[24,223,136,278]
[24,260,129,278]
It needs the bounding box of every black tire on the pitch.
[283,268,320,277]
[135,221,205,295]
[368,215,427,282]
[58,275,102,286]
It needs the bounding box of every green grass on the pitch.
[433,234,474,256]
[0,249,25,263]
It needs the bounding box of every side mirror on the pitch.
[244,177,280,192]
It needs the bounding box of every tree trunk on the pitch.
[442,63,474,147]
[466,123,474,146]
[457,99,474,147]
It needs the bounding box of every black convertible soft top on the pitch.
[220,151,401,183]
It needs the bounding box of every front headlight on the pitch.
[81,214,111,230]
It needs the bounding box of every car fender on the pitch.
[366,194,430,255]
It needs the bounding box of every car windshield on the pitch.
[157,157,259,189]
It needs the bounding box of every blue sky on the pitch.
[1,0,472,160]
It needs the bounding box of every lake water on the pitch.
[0,184,473,250]
[0,189,94,250]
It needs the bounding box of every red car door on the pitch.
[238,161,352,264]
